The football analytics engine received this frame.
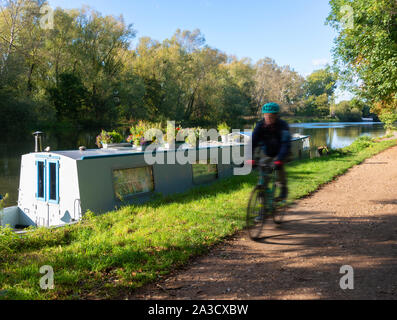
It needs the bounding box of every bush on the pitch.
[346,136,375,152]
[379,110,397,133]
[333,101,363,122]
[0,93,37,134]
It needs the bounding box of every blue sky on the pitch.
[47,0,351,100]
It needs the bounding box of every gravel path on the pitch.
[130,145,397,300]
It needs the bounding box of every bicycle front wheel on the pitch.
[246,186,269,240]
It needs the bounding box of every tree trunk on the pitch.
[27,63,35,93]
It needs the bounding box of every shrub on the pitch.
[0,93,37,134]
[346,136,375,152]
[379,110,397,133]
[333,101,363,122]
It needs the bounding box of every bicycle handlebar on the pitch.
[246,157,277,170]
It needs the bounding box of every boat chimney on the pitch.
[33,131,44,153]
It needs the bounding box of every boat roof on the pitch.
[47,142,244,161]
[33,134,310,161]
[51,148,142,161]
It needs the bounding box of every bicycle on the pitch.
[246,157,286,240]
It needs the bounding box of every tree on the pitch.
[0,90,36,134]
[304,67,337,98]
[327,0,397,109]
[372,99,397,133]
[253,58,305,115]
[298,67,337,117]
[332,100,362,122]
[0,0,44,91]
[279,65,305,113]
[2,2,358,135]
[71,7,136,124]
[40,8,79,87]
[47,73,87,122]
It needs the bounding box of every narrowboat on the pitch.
[0,133,311,229]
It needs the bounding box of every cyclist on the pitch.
[248,102,291,202]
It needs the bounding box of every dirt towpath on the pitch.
[130,145,397,300]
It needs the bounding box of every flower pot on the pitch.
[102,143,131,149]
[141,142,153,151]
[175,141,185,149]
[221,135,228,144]
[164,142,182,150]
[187,138,200,148]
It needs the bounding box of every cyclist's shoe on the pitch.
[275,199,287,206]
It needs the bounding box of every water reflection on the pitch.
[0,123,387,206]
[290,122,386,150]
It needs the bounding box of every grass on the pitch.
[0,136,396,300]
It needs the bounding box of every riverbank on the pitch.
[283,115,380,124]
[283,116,340,124]
[0,136,396,300]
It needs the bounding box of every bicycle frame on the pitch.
[246,157,282,240]
[257,158,278,212]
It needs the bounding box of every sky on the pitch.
[47,0,352,101]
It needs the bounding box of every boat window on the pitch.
[37,161,45,200]
[192,162,218,185]
[48,162,58,202]
[113,166,154,200]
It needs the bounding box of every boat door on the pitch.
[34,157,60,227]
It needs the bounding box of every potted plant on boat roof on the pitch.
[130,122,145,151]
[218,122,231,144]
[185,127,205,148]
[130,121,162,151]
[96,130,124,149]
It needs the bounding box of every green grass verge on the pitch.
[0,136,396,300]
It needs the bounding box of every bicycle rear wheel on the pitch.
[272,176,286,225]
[246,186,269,240]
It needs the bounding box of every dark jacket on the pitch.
[251,119,291,161]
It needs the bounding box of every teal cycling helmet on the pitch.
[262,102,280,114]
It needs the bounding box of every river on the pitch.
[0,122,387,206]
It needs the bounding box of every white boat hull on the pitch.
[1,206,35,228]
